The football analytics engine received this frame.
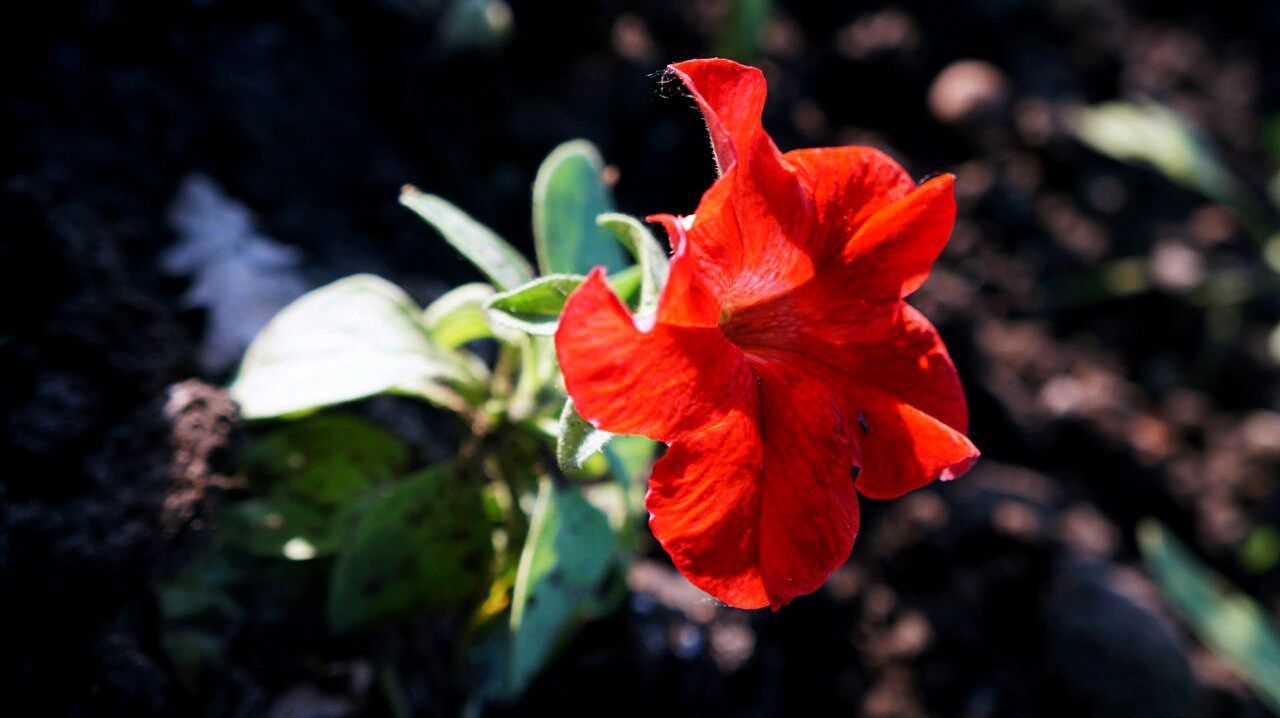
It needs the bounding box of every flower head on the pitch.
[554,59,979,609]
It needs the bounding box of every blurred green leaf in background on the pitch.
[1140,520,1280,716]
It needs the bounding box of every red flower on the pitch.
[554,59,979,609]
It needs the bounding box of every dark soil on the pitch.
[6,1,1280,716]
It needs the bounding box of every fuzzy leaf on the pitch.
[556,399,612,471]
[401,186,534,291]
[486,275,584,336]
[328,465,493,632]
[533,140,627,276]
[230,275,473,418]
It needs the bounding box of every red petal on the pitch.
[719,303,974,502]
[845,304,969,433]
[842,174,957,299]
[667,60,814,311]
[646,359,860,609]
[667,59,771,175]
[646,213,722,328]
[786,146,956,300]
[555,268,753,442]
[784,146,917,260]
[753,360,862,607]
[645,408,769,608]
[721,278,899,352]
[850,389,979,500]
[716,165,957,356]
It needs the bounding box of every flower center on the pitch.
[718,305,734,326]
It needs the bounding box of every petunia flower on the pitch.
[554,59,979,609]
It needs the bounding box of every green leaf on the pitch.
[484,267,643,336]
[227,416,411,559]
[1074,102,1219,191]
[400,186,534,291]
[245,414,410,481]
[329,465,493,632]
[1072,102,1273,244]
[1139,519,1280,715]
[603,434,655,546]
[556,399,612,471]
[485,275,584,336]
[423,283,496,350]
[230,274,474,419]
[221,465,367,559]
[532,140,627,275]
[508,479,615,695]
[597,212,669,314]
[603,434,655,488]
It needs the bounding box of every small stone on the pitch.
[928,60,1009,125]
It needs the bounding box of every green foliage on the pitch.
[400,186,534,291]
[507,479,616,695]
[329,465,494,632]
[533,140,627,275]
[556,398,612,471]
[220,484,355,559]
[1069,101,1280,377]
[245,414,410,481]
[1139,520,1280,715]
[603,434,656,488]
[219,415,413,559]
[1073,102,1276,256]
[713,0,772,62]
[597,212,669,315]
[423,283,497,350]
[485,274,588,335]
[484,267,643,335]
[188,139,668,708]
[229,415,412,559]
[1074,102,1230,195]
[229,274,477,419]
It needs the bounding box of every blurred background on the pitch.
[6,0,1280,716]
